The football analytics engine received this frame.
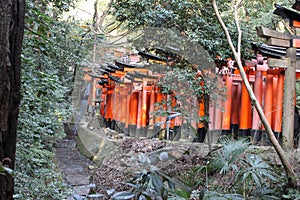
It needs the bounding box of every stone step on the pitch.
[55,139,77,148]
[65,175,90,186]
[55,137,94,199]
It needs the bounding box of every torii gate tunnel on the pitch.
[81,52,300,145]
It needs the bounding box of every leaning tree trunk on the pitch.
[211,0,297,188]
[0,1,25,199]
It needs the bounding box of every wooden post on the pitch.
[105,86,114,128]
[125,85,132,135]
[239,72,250,136]
[282,48,297,150]
[129,91,138,137]
[272,76,278,130]
[120,86,127,132]
[274,73,284,133]
[231,84,240,126]
[252,70,262,130]
[141,85,150,137]
[113,85,120,129]
[136,90,143,137]
[264,74,273,128]
[147,86,156,137]
[222,75,232,130]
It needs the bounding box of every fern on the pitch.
[209,138,250,175]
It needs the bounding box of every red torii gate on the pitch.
[82,51,300,145]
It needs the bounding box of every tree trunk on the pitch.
[211,0,298,188]
[0,1,25,199]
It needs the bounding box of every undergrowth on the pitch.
[14,0,92,198]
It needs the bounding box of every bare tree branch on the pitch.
[234,0,242,56]
[211,0,298,188]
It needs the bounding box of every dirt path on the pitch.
[55,139,96,200]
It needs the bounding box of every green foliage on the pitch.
[112,149,190,200]
[110,0,288,60]
[111,152,169,199]
[237,155,277,188]
[202,138,281,199]
[201,190,244,200]
[14,0,92,198]
[282,188,300,200]
[208,138,249,175]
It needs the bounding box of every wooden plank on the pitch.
[268,57,300,69]
[266,37,290,47]
[267,58,289,68]
[256,26,300,40]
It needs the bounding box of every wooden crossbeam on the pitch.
[266,37,290,47]
[268,57,300,69]
[268,58,289,68]
[256,26,300,40]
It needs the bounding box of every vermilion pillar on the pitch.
[120,85,128,132]
[230,84,240,126]
[136,90,143,137]
[274,73,284,133]
[105,85,114,128]
[155,89,163,127]
[198,101,205,129]
[125,85,132,135]
[112,85,120,130]
[222,75,233,130]
[272,76,278,130]
[252,71,262,130]
[128,91,138,136]
[140,86,151,137]
[239,72,250,137]
[148,86,156,137]
[264,74,273,129]
[197,99,206,143]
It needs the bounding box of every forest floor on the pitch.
[55,130,300,200]
[55,134,209,200]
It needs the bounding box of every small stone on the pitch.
[73,193,83,200]
[106,188,115,195]
[88,165,95,170]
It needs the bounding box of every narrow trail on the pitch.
[55,138,96,200]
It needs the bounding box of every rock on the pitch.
[88,165,95,170]
[88,194,105,198]
[72,193,83,200]
[66,175,90,186]
[76,126,120,166]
